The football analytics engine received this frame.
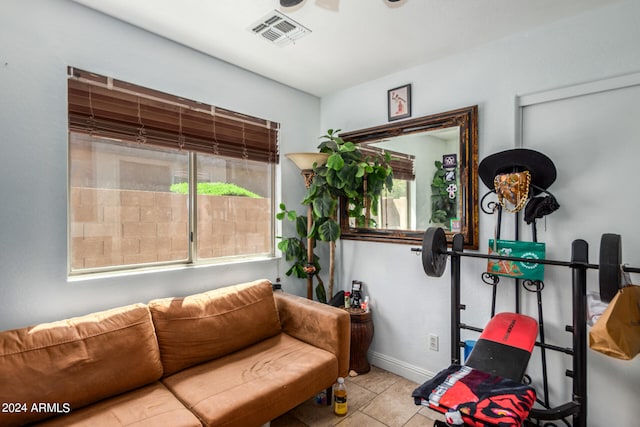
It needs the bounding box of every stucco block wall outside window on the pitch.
[70,187,271,270]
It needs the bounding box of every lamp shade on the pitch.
[285,152,329,170]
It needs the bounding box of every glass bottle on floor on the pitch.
[333,377,348,416]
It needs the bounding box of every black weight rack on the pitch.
[416,145,640,426]
[448,229,588,427]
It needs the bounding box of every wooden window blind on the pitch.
[67,67,279,163]
[360,146,415,181]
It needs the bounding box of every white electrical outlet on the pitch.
[429,333,439,351]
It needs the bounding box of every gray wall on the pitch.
[321,1,640,425]
[0,0,319,329]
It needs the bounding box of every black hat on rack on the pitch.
[479,148,559,222]
[478,148,556,195]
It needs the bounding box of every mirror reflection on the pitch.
[364,126,461,231]
[339,106,478,248]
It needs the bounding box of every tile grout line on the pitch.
[276,366,433,427]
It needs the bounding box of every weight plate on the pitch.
[422,227,448,277]
[599,233,621,303]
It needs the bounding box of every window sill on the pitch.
[67,255,279,283]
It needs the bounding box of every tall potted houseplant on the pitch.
[279,129,393,302]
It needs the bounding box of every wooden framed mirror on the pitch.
[339,105,479,249]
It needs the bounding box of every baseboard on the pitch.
[367,350,436,384]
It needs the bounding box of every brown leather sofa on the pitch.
[0,279,350,427]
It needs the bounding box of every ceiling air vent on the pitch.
[249,10,311,47]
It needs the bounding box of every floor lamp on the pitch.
[285,152,329,299]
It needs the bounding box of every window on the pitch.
[356,145,415,230]
[68,68,278,275]
[374,178,413,230]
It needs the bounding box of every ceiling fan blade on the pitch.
[315,0,339,12]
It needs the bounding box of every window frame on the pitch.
[67,68,278,277]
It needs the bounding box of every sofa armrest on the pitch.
[274,292,351,377]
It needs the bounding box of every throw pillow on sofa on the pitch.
[0,304,163,426]
[148,279,282,376]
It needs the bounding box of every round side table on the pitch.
[345,307,374,374]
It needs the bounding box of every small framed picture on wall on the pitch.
[388,84,411,121]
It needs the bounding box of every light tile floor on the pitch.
[272,366,446,427]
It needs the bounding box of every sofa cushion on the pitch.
[149,279,282,376]
[35,382,201,427]
[0,304,163,426]
[275,292,351,377]
[162,333,338,427]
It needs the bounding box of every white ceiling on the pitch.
[71,0,618,97]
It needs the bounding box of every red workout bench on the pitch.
[413,313,538,427]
